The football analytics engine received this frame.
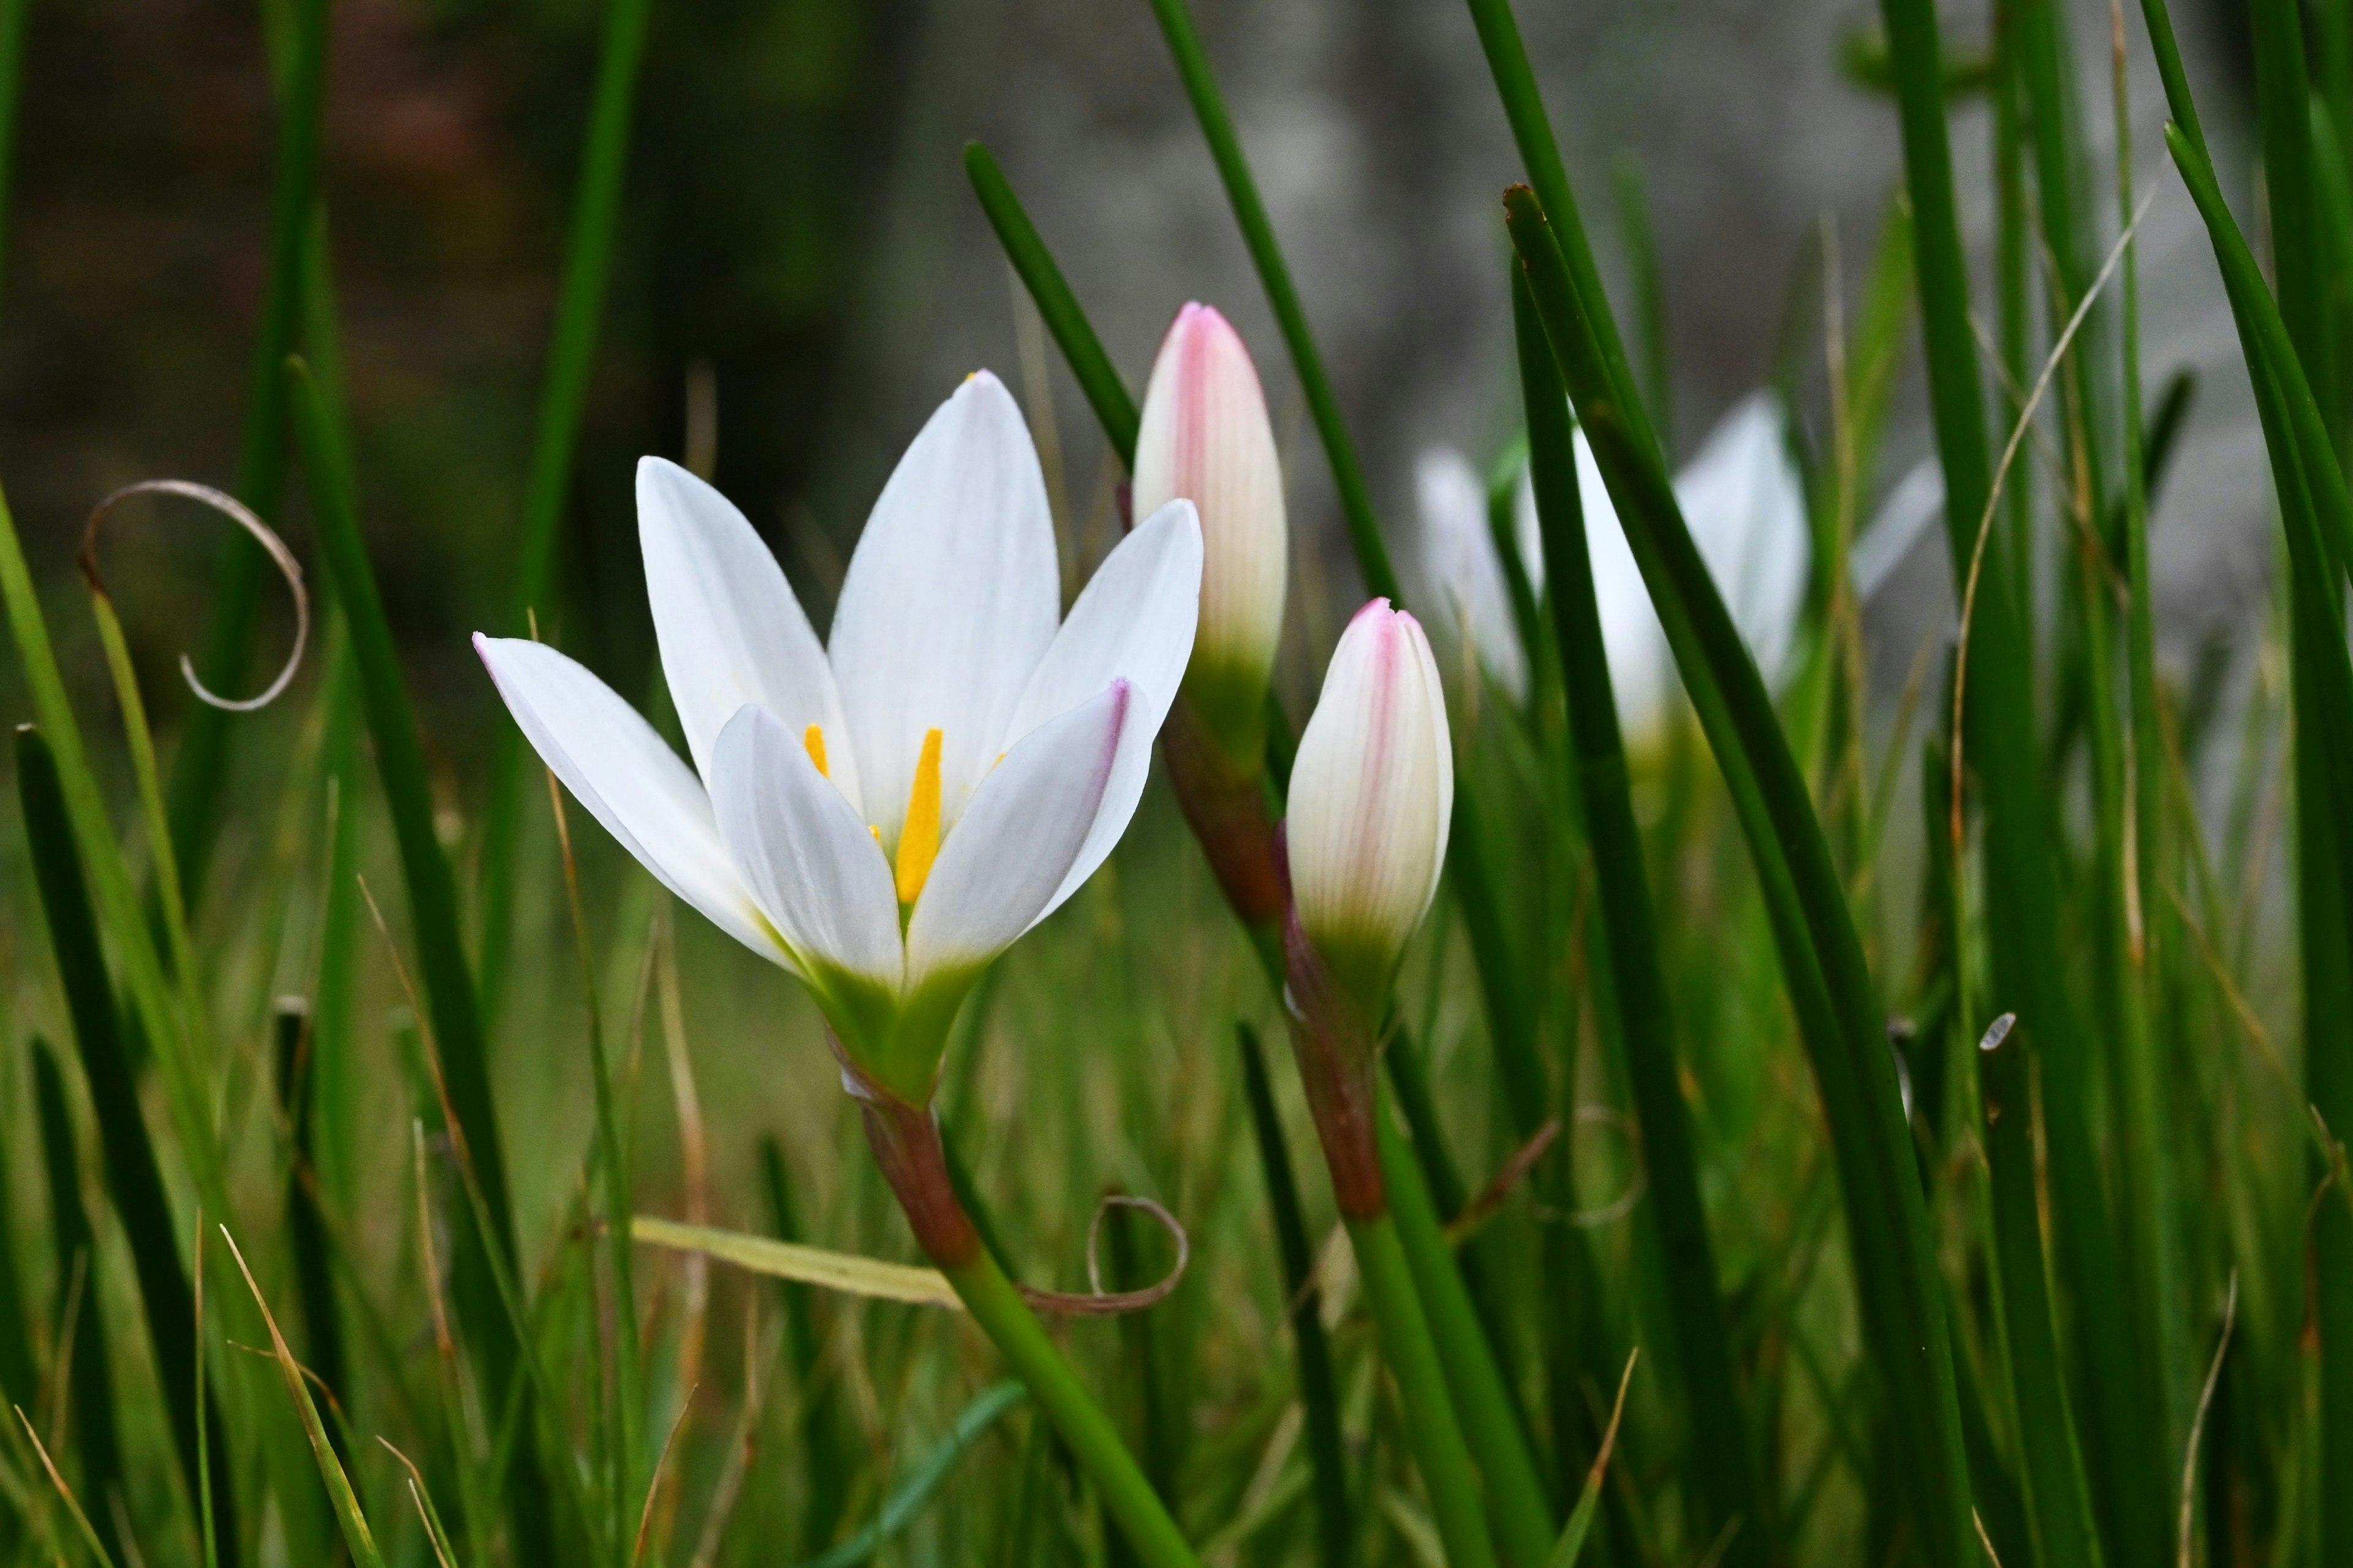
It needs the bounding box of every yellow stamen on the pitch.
[870,824,882,845]
[894,727,944,905]
[803,724,829,777]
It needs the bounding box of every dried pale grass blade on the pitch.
[630,1216,963,1310]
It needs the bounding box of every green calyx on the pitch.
[807,961,982,1106]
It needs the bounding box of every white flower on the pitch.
[477,372,1203,1100]
[1133,302,1287,751]
[1286,600,1453,1009]
[1415,392,1811,737]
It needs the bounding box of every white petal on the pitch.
[1674,393,1811,686]
[474,635,784,967]
[1576,430,1677,737]
[1286,602,1452,988]
[906,683,1130,990]
[1004,501,1202,914]
[1415,449,1528,702]
[638,459,862,812]
[707,705,903,990]
[828,371,1059,850]
[1132,303,1288,691]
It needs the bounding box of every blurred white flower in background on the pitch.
[1415,391,1812,739]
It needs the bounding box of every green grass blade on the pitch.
[1140,0,1397,600]
[220,1227,388,1568]
[1546,1352,1634,1568]
[964,143,1139,464]
[0,1092,37,1420]
[796,1382,1026,1568]
[1513,265,1764,1566]
[1609,156,1672,436]
[475,0,657,1028]
[166,0,330,904]
[1458,0,1662,472]
[1504,188,1974,1568]
[1976,1017,2106,1568]
[284,356,553,1559]
[17,728,238,1562]
[2110,0,2194,1493]
[1235,1024,1350,1568]
[274,1003,352,1466]
[0,0,27,295]
[31,1039,128,1568]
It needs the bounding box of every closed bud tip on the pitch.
[1284,600,1453,1013]
[1134,302,1287,759]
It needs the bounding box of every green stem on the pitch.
[477,0,657,1029]
[942,1251,1201,1568]
[1346,1212,1501,1568]
[966,143,1139,466]
[1142,0,1398,600]
[1377,1105,1553,1568]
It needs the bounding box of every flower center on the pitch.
[895,727,944,904]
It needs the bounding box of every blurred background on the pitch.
[0,0,2279,760]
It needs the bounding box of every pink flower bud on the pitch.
[1284,600,1453,1009]
[1134,303,1287,754]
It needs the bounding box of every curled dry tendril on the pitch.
[1025,1192,1189,1317]
[80,478,310,712]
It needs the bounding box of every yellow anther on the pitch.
[870,824,882,845]
[803,724,829,777]
[894,728,944,905]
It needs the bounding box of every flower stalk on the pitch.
[839,1043,1198,1568]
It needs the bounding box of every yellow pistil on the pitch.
[894,728,945,905]
[803,723,829,776]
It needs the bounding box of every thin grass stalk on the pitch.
[1504,187,1976,1568]
[475,0,657,1029]
[286,358,555,1558]
[17,729,238,1562]
[167,0,330,903]
[1139,0,1397,599]
[221,1229,389,1568]
[31,1040,128,1568]
[2107,0,2194,1474]
[1511,267,1764,1566]
[547,771,647,1544]
[1235,1024,1350,1568]
[1975,1015,2106,1568]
